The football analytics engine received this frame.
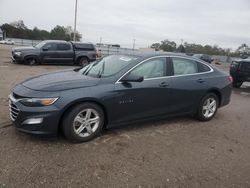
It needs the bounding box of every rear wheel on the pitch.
[62,103,104,142]
[25,57,38,65]
[232,81,243,88]
[78,57,89,67]
[196,93,218,121]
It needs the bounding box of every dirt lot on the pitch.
[0,45,250,188]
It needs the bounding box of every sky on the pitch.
[0,0,250,49]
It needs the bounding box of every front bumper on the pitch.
[9,94,61,136]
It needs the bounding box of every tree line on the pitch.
[151,40,249,57]
[0,20,82,41]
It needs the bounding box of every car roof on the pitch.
[72,41,94,45]
[234,58,250,63]
[119,52,190,59]
[43,40,68,43]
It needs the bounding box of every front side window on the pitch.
[43,43,57,51]
[172,57,198,75]
[129,58,166,79]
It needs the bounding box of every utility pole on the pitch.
[73,0,78,42]
[133,39,136,50]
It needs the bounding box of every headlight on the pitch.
[14,52,22,56]
[19,97,59,107]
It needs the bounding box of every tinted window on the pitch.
[57,43,71,51]
[43,43,57,51]
[74,43,95,51]
[129,58,166,79]
[172,57,198,75]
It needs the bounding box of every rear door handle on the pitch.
[197,78,205,83]
[159,82,169,87]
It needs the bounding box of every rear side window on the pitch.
[74,43,95,51]
[57,43,71,51]
[172,57,198,75]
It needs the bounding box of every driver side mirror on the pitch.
[120,74,144,83]
[42,47,49,51]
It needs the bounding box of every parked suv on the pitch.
[11,40,97,66]
[230,59,250,88]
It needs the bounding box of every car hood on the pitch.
[21,70,100,91]
[12,46,36,52]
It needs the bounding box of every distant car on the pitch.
[9,53,232,142]
[11,40,98,66]
[193,54,213,63]
[0,39,15,45]
[230,59,250,88]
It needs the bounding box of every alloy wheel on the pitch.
[73,108,100,137]
[202,98,217,118]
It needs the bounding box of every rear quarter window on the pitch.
[198,62,211,72]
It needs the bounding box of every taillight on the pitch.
[228,75,233,83]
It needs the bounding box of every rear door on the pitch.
[56,43,74,63]
[169,57,212,114]
[112,57,173,123]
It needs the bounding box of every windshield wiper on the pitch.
[97,60,105,78]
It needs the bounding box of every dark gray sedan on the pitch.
[9,53,232,142]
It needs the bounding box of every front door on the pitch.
[112,57,173,124]
[40,42,58,63]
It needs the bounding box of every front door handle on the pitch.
[159,82,169,87]
[197,78,205,83]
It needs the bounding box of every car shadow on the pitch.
[13,115,194,145]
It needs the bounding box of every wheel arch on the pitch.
[76,56,89,63]
[58,98,109,134]
[24,55,40,64]
[206,88,222,107]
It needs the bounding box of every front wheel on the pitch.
[62,103,104,142]
[196,93,218,121]
[25,57,39,65]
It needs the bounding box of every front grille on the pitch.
[9,100,20,121]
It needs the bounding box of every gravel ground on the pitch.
[0,45,250,188]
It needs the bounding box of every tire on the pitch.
[78,57,89,67]
[232,81,243,88]
[196,93,219,121]
[25,56,39,65]
[62,103,104,142]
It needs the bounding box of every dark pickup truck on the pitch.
[230,59,250,88]
[12,40,98,66]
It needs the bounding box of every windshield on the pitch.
[35,41,46,48]
[81,55,138,78]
